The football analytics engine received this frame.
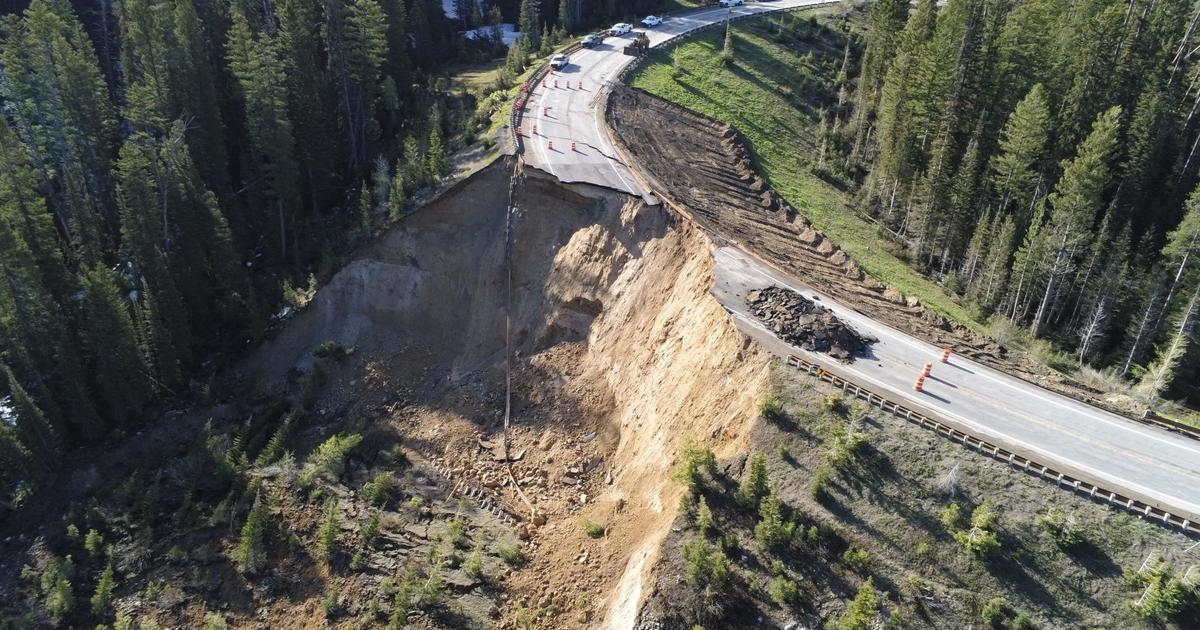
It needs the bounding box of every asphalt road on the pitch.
[712,246,1200,523]
[521,0,831,197]
[518,1,1200,524]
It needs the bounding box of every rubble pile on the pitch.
[746,287,875,361]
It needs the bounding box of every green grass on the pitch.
[629,11,983,331]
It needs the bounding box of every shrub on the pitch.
[313,340,353,360]
[939,503,964,531]
[768,575,799,607]
[759,396,786,423]
[681,537,729,589]
[1127,561,1196,622]
[1035,509,1085,549]
[299,434,363,487]
[824,393,844,413]
[580,518,606,539]
[350,551,366,571]
[809,463,834,500]
[84,529,104,557]
[954,526,1001,557]
[837,577,879,630]
[445,516,469,549]
[670,439,717,493]
[464,540,485,580]
[981,596,1008,627]
[842,547,870,574]
[498,544,527,567]
[202,612,229,630]
[321,590,342,618]
[66,524,80,541]
[971,500,997,530]
[1011,612,1036,629]
[362,511,381,548]
[825,424,867,472]
[694,496,714,536]
[361,472,396,507]
[737,451,770,508]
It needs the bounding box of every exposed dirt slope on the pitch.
[607,85,1146,419]
[241,161,769,628]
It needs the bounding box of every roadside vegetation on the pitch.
[638,365,1199,628]
[630,2,1200,415]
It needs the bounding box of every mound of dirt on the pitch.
[746,287,874,361]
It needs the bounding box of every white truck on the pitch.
[641,15,663,27]
[609,22,633,36]
[719,0,744,7]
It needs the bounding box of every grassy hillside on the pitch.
[637,365,1199,628]
[629,9,983,331]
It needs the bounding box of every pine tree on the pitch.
[388,159,407,219]
[78,264,152,424]
[113,134,193,363]
[90,562,115,615]
[0,119,73,302]
[427,126,449,183]
[278,0,339,212]
[988,84,1052,228]
[1029,107,1122,336]
[518,0,541,46]
[317,498,340,562]
[235,492,270,573]
[226,8,301,264]
[2,365,60,470]
[0,0,118,261]
[850,0,909,161]
[358,182,374,237]
[737,451,769,508]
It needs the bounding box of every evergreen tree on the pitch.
[519,0,541,46]
[0,0,118,261]
[90,562,115,615]
[427,126,449,182]
[850,0,909,162]
[988,84,1052,228]
[278,0,339,213]
[226,8,301,264]
[1,365,60,471]
[388,159,407,219]
[737,451,769,508]
[78,265,151,424]
[235,492,270,573]
[1029,107,1122,336]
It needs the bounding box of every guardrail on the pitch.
[785,353,1200,536]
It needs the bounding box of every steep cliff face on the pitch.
[243,161,768,627]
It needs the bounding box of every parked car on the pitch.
[641,15,663,27]
[550,53,569,69]
[609,22,633,36]
[581,33,603,47]
[719,0,744,6]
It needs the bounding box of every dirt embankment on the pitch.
[606,85,1147,418]
[242,160,769,627]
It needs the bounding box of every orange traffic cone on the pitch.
[548,140,553,150]
[941,348,951,363]
[571,141,577,151]
[914,375,925,392]
[923,362,932,377]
